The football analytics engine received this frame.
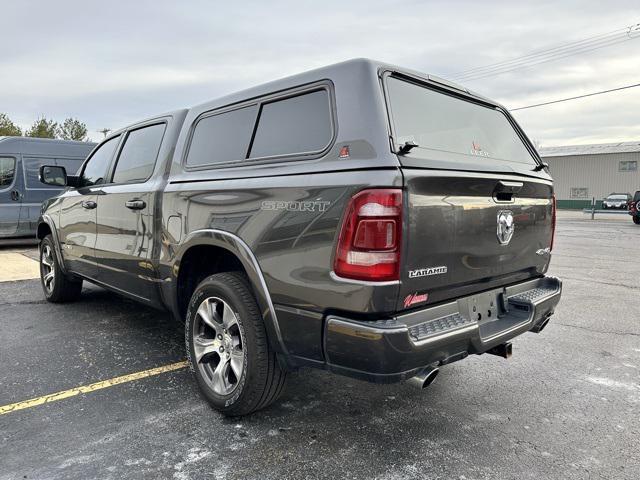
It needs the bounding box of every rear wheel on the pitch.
[185,271,286,416]
[40,235,83,302]
[633,216,640,225]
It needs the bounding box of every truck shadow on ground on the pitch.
[41,285,499,444]
[75,284,449,427]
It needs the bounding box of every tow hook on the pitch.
[487,342,512,359]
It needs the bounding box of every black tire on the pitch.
[39,234,83,303]
[633,216,640,225]
[185,271,287,416]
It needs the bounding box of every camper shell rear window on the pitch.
[385,75,537,167]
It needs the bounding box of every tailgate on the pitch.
[399,170,553,310]
[382,72,554,311]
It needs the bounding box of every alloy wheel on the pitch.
[41,245,55,293]
[192,296,245,396]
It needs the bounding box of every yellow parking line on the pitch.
[0,361,188,416]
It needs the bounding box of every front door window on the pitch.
[79,136,120,187]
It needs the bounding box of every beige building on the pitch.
[539,141,640,209]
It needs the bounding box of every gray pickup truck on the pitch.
[37,59,562,416]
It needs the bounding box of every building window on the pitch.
[619,160,638,172]
[570,187,589,199]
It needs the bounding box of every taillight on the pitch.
[550,194,557,251]
[334,188,403,281]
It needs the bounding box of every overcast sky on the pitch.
[2,0,638,146]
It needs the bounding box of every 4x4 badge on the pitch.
[497,210,515,245]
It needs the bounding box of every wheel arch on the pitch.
[36,220,51,240]
[36,215,68,274]
[169,229,288,356]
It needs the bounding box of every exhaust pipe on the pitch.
[408,366,439,389]
[530,316,551,333]
[487,342,512,359]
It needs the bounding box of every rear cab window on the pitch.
[385,75,537,170]
[185,86,333,168]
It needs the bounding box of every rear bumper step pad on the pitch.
[324,276,562,383]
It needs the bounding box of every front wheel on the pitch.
[40,235,83,302]
[633,216,640,225]
[185,271,287,416]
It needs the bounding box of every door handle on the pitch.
[10,190,20,201]
[81,200,97,209]
[125,199,146,210]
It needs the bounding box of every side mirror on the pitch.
[39,165,67,187]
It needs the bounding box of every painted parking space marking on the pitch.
[0,252,40,282]
[0,361,188,416]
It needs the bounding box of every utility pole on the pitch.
[97,128,111,138]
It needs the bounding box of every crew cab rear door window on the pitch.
[186,105,258,167]
[248,89,332,159]
[112,123,166,184]
[386,76,536,166]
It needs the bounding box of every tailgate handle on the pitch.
[494,181,523,202]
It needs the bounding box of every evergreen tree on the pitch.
[25,117,58,138]
[0,113,22,136]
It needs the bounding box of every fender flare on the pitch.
[37,215,68,274]
[170,229,288,356]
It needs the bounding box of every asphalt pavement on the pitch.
[0,211,638,479]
